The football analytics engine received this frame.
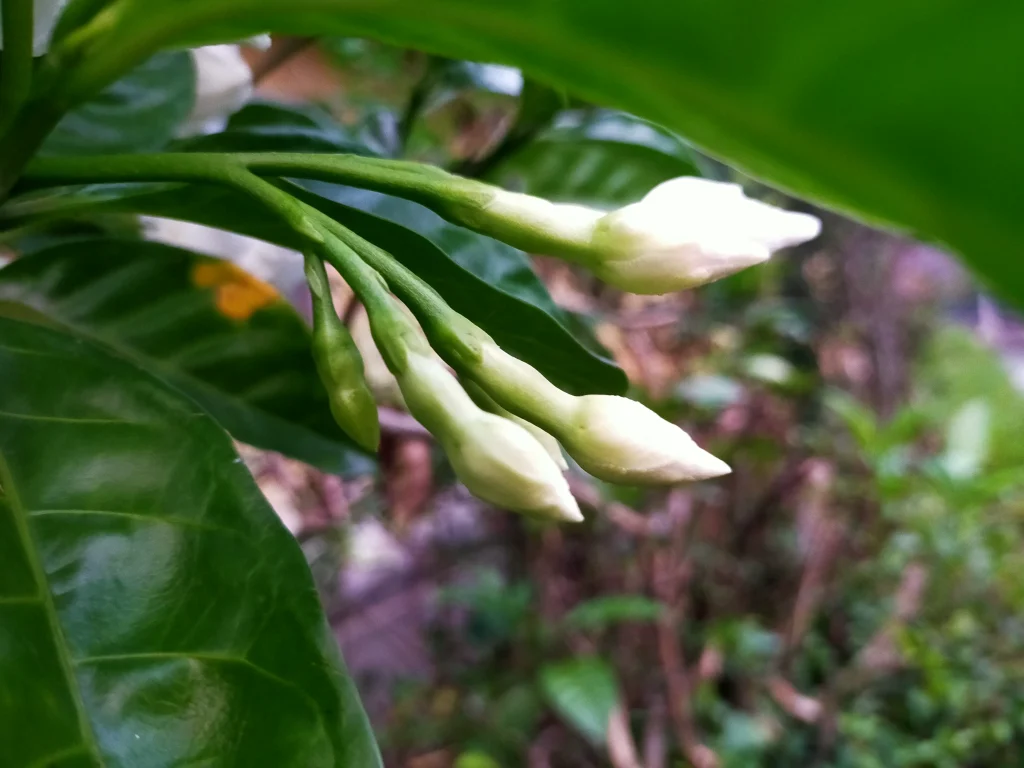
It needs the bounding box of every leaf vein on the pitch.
[0,453,106,766]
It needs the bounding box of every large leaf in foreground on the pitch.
[0,314,380,767]
[77,0,1024,306]
[0,240,373,475]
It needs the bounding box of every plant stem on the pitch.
[0,0,34,137]
[0,99,66,200]
[17,151,488,370]
[296,197,483,368]
[23,151,477,204]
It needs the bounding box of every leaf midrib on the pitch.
[0,452,105,767]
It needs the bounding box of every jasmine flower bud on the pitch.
[474,177,820,294]
[589,177,821,293]
[462,378,567,470]
[396,349,581,522]
[558,394,731,483]
[468,341,730,485]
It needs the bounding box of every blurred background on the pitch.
[192,38,1024,768]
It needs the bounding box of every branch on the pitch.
[652,548,718,768]
[607,704,643,768]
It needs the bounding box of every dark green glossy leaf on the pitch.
[87,0,1024,306]
[456,78,565,178]
[0,239,374,475]
[43,51,195,156]
[0,314,380,767]
[177,101,386,156]
[490,110,700,208]
[539,657,620,746]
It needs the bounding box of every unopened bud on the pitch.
[469,340,730,485]
[590,177,821,293]
[463,378,567,470]
[559,395,730,483]
[475,177,820,294]
[306,255,380,452]
[397,349,581,522]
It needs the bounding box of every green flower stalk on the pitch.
[192,154,821,295]
[304,252,380,453]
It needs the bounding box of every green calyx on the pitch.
[304,253,380,453]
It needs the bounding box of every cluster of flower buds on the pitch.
[305,172,820,523]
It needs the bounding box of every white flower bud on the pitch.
[462,377,567,470]
[476,177,820,295]
[559,395,731,484]
[178,45,253,138]
[470,340,730,485]
[397,350,581,522]
[590,177,821,293]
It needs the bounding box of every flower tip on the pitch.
[557,495,585,523]
[768,210,822,250]
[352,427,381,455]
[689,449,731,480]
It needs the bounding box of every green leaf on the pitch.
[490,110,699,207]
[179,101,388,156]
[0,314,381,767]
[43,51,195,156]
[0,240,375,475]
[93,0,1024,306]
[539,657,620,746]
[941,399,991,482]
[916,326,1024,474]
[562,595,665,631]
[455,753,503,768]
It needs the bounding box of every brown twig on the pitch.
[766,676,823,723]
[652,546,719,768]
[568,475,687,539]
[607,704,643,768]
[642,695,668,768]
